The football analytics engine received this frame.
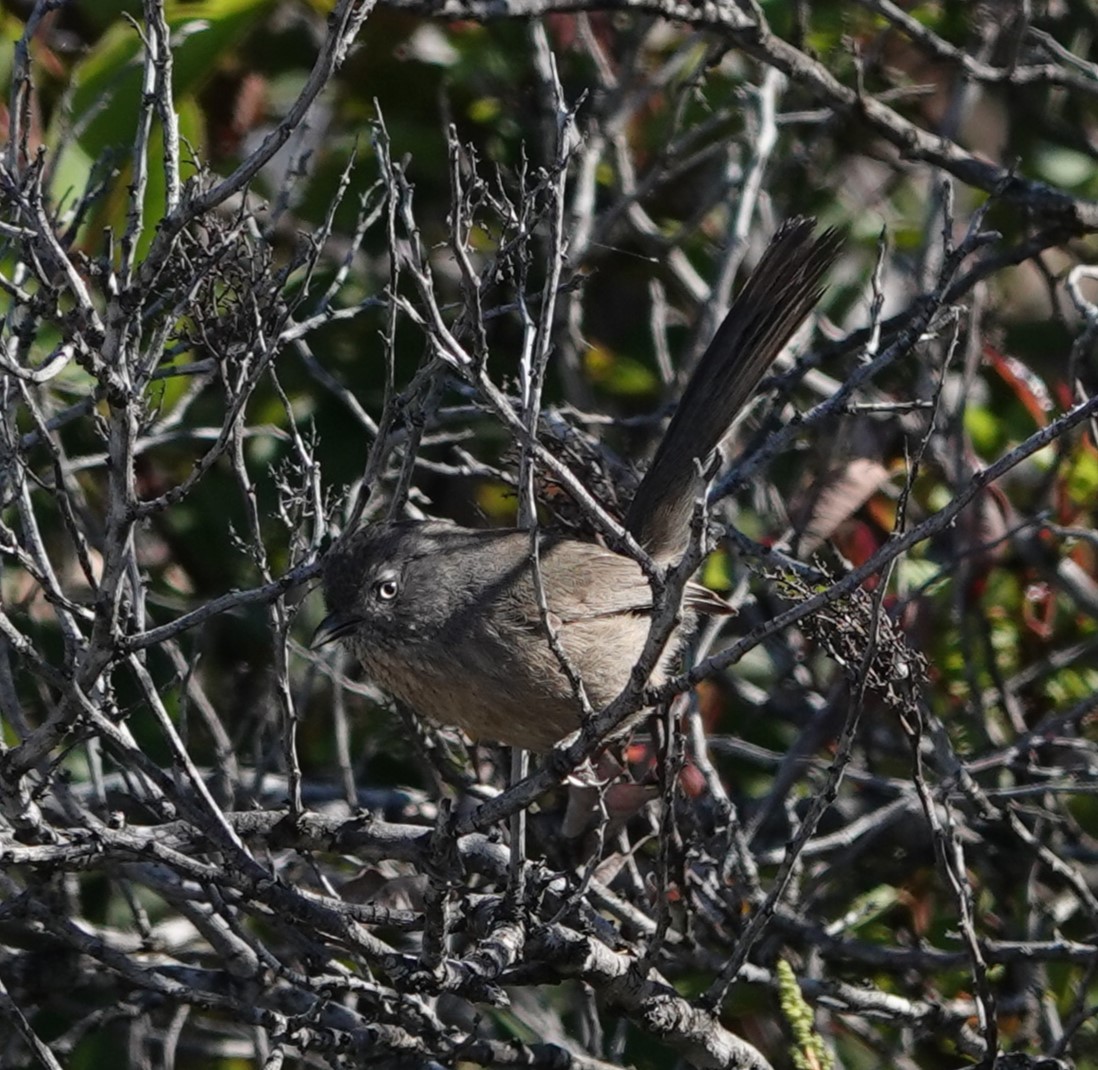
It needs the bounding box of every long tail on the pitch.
[623,217,842,561]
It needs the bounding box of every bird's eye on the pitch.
[375,578,399,601]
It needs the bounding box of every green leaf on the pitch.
[964,404,1003,458]
[48,0,275,247]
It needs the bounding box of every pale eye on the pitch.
[375,578,399,601]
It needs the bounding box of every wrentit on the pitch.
[315,218,841,751]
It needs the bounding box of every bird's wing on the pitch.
[537,539,654,622]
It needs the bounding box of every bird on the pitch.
[314,217,841,751]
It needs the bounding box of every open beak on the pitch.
[311,611,362,650]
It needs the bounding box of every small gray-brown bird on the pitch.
[315,218,840,750]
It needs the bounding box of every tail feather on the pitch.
[623,217,842,560]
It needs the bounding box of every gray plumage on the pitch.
[625,218,842,559]
[318,218,841,750]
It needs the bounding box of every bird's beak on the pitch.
[311,612,361,649]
